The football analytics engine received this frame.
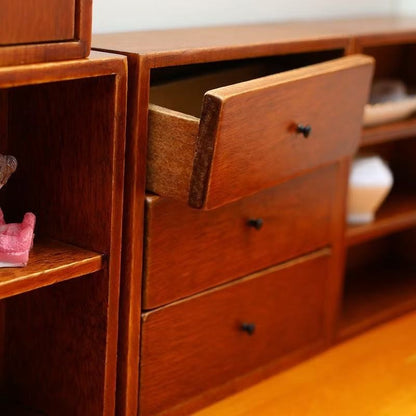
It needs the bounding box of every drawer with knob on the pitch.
[0,0,92,66]
[144,164,337,309]
[147,55,373,209]
[140,248,331,416]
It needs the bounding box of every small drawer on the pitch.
[0,0,92,66]
[147,55,373,209]
[144,164,337,309]
[140,249,331,416]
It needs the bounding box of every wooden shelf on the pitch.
[337,262,416,341]
[0,239,103,300]
[361,118,416,147]
[346,190,416,247]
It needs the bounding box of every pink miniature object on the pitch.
[0,210,35,267]
[0,154,36,267]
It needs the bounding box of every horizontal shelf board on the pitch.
[337,263,416,341]
[0,239,103,300]
[361,118,416,147]
[346,191,416,247]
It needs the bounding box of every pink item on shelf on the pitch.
[0,209,36,267]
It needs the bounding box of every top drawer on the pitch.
[0,0,92,66]
[147,55,374,209]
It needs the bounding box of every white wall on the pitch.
[92,0,396,33]
[397,0,416,14]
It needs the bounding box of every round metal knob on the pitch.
[241,323,256,335]
[247,218,263,230]
[296,124,312,138]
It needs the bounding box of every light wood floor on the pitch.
[194,311,416,416]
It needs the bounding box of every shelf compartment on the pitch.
[346,190,416,247]
[0,239,103,300]
[361,117,416,147]
[337,262,416,341]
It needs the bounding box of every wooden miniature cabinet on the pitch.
[93,17,416,416]
[0,0,92,66]
[0,52,126,415]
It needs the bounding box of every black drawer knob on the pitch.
[296,124,312,138]
[241,322,256,335]
[247,218,263,230]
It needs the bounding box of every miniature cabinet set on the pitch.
[2,6,416,416]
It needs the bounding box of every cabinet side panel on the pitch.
[5,272,108,415]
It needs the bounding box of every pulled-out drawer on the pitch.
[147,55,373,209]
[140,249,331,416]
[144,164,338,309]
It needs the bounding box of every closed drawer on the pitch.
[0,0,76,45]
[0,0,91,66]
[147,55,373,209]
[144,164,337,309]
[140,249,331,416]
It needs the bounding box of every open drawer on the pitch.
[147,55,374,209]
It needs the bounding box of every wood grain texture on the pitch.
[93,17,416,68]
[147,104,199,202]
[0,0,92,66]
[193,311,416,416]
[147,55,373,208]
[144,165,337,309]
[0,0,75,45]
[0,239,102,300]
[0,52,127,415]
[114,55,149,416]
[140,250,331,416]
[5,272,108,416]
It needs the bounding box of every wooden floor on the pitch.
[194,311,416,416]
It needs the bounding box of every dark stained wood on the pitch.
[0,0,92,66]
[337,262,416,341]
[114,54,149,416]
[0,0,75,45]
[144,165,337,308]
[147,55,373,208]
[0,52,127,415]
[91,18,416,416]
[0,239,102,300]
[140,250,331,416]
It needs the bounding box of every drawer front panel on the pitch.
[147,55,373,209]
[144,164,337,309]
[140,250,331,416]
[0,0,76,45]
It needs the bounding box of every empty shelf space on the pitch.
[0,239,103,300]
[346,191,416,247]
[361,118,416,147]
[337,262,416,341]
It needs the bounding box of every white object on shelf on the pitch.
[347,156,393,225]
[363,79,416,127]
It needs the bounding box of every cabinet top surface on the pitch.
[0,51,126,88]
[93,17,416,66]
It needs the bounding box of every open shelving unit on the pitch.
[0,52,126,415]
[339,38,416,341]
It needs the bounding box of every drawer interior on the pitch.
[150,49,344,117]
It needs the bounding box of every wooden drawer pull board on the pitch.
[147,55,374,209]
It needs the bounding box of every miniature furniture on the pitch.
[0,51,126,415]
[0,0,92,66]
[93,17,416,416]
